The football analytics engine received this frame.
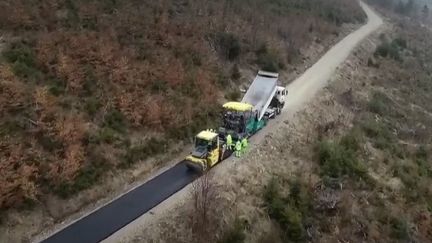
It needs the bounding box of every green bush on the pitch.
[12,62,43,81]
[231,64,241,81]
[145,137,167,155]
[264,178,283,216]
[185,49,202,67]
[216,70,229,88]
[80,17,98,30]
[84,97,102,115]
[37,134,64,152]
[368,91,391,115]
[91,127,118,144]
[166,125,191,141]
[3,41,35,66]
[82,66,98,96]
[317,140,367,179]
[48,79,66,96]
[392,162,417,190]
[3,41,43,81]
[150,80,168,93]
[71,166,101,193]
[256,44,284,72]
[216,33,241,61]
[374,38,407,61]
[259,57,279,72]
[281,207,305,241]
[288,180,312,216]
[361,118,392,139]
[173,47,202,68]
[178,76,200,99]
[103,109,127,133]
[390,218,410,240]
[416,159,432,178]
[122,137,167,167]
[101,0,119,14]
[392,37,407,49]
[225,89,241,101]
[218,219,246,243]
[340,128,363,152]
[167,103,221,141]
[374,40,403,61]
[367,57,379,68]
[63,0,80,28]
[18,198,37,211]
[416,145,428,160]
[361,118,394,150]
[263,178,310,242]
[54,152,109,198]
[52,183,72,199]
[0,119,26,137]
[374,43,389,57]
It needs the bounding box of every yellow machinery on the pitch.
[221,101,266,138]
[185,71,287,172]
[185,130,226,172]
[222,101,254,112]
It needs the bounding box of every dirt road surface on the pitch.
[282,1,382,115]
[101,2,383,242]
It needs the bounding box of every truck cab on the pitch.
[265,86,288,119]
[185,130,224,172]
[275,86,288,105]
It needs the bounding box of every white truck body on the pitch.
[241,70,287,120]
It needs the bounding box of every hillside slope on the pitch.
[117,3,432,243]
[0,0,366,242]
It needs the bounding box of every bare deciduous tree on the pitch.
[189,173,220,243]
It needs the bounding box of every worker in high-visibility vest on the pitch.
[241,137,248,155]
[226,134,233,150]
[235,140,242,157]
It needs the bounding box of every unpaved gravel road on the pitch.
[102,2,383,242]
[282,1,382,115]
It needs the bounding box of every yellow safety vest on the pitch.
[235,141,241,151]
[227,135,232,145]
[242,138,248,148]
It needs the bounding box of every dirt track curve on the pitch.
[38,2,383,243]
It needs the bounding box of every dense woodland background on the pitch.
[0,0,366,212]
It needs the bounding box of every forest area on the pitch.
[0,1,366,239]
[126,0,432,242]
[372,0,431,21]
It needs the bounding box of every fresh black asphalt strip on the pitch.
[41,151,233,243]
[41,162,197,243]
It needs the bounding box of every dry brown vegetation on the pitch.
[253,7,432,241]
[125,3,432,243]
[253,9,432,240]
[0,0,365,234]
[189,174,222,243]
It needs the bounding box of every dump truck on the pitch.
[219,71,287,139]
[242,70,287,120]
[185,70,287,172]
